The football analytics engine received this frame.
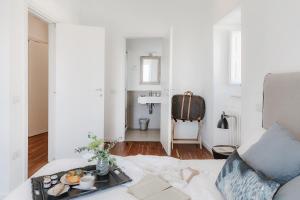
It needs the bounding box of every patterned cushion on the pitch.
[216,151,280,200]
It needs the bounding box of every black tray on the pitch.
[31,165,132,200]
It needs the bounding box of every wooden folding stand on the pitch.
[171,119,203,149]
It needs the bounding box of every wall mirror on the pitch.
[140,56,161,85]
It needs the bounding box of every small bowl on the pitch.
[79,175,95,190]
[51,175,58,185]
[43,176,52,189]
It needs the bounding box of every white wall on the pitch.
[28,0,81,23]
[214,0,300,145]
[77,0,214,146]
[6,0,28,192]
[212,9,241,146]
[28,14,49,137]
[126,38,163,91]
[213,0,240,23]
[0,1,12,197]
[241,0,300,143]
[0,0,80,197]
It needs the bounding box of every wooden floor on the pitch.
[28,134,212,176]
[111,142,213,160]
[28,132,48,177]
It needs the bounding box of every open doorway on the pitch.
[28,13,49,177]
[122,30,173,155]
[125,38,163,142]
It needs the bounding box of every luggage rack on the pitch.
[171,91,205,149]
[171,120,203,149]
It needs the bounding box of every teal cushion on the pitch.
[242,123,300,184]
[216,151,280,200]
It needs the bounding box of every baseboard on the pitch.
[126,128,160,131]
[202,141,213,154]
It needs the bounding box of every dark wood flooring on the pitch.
[28,132,48,177]
[28,134,212,177]
[111,142,213,160]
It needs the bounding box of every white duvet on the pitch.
[5,155,225,200]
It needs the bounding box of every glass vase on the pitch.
[96,159,109,176]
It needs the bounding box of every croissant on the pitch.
[51,183,65,196]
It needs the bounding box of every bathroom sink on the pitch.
[138,96,162,104]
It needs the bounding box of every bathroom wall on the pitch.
[126,38,163,91]
[127,91,161,129]
[28,14,49,137]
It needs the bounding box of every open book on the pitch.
[127,175,190,200]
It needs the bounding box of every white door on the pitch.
[160,28,173,155]
[54,24,105,159]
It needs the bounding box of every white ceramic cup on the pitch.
[79,175,95,189]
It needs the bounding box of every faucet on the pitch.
[149,91,153,96]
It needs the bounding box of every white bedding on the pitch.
[5,155,225,200]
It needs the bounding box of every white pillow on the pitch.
[237,133,263,155]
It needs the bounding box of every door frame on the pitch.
[24,3,56,179]
[122,32,173,154]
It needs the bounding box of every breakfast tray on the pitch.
[31,165,132,200]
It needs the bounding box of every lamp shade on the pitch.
[217,112,229,129]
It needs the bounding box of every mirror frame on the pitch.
[140,56,161,85]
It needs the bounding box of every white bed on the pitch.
[5,155,225,200]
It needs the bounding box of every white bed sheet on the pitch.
[5,155,225,200]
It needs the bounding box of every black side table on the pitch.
[212,145,237,159]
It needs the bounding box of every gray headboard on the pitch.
[263,72,300,139]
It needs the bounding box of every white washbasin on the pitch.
[138,96,162,104]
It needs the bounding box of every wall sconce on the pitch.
[217,111,237,129]
[217,111,240,146]
[217,112,229,129]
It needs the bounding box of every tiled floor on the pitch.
[125,129,160,142]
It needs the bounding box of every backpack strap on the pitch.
[181,91,194,120]
[187,93,192,121]
[180,95,186,119]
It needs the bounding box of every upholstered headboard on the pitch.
[263,72,300,139]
